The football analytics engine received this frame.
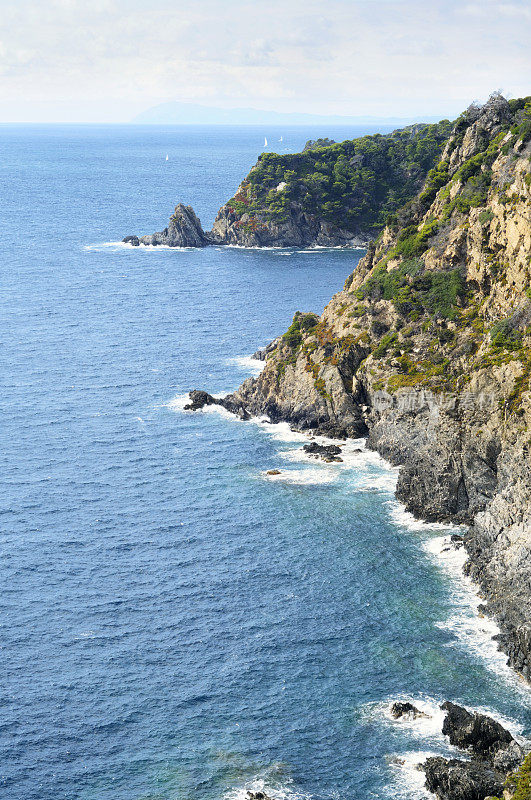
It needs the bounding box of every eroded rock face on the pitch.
[209,200,372,248]
[252,337,281,361]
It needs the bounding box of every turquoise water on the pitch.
[1,125,529,800]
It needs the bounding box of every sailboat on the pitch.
[165,154,169,161]
[279,135,283,142]
[264,137,268,147]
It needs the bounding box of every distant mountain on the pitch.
[131,101,444,126]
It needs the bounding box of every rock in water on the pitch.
[420,703,524,800]
[183,389,250,420]
[441,702,517,760]
[390,701,429,720]
[122,235,140,246]
[124,204,209,248]
[302,442,343,462]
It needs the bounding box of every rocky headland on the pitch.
[123,121,452,248]
[183,93,531,799]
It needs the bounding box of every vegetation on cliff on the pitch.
[225,119,454,232]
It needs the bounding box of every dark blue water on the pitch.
[1,125,530,800]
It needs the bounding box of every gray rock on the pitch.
[423,756,504,800]
[441,702,518,761]
[183,389,250,419]
[122,235,140,246]
[303,441,343,461]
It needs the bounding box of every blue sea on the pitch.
[1,124,530,800]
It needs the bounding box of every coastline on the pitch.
[175,353,531,799]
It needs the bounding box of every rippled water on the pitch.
[1,125,530,800]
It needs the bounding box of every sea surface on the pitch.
[1,124,530,800]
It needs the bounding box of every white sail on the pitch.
[165,154,169,161]
[279,136,283,142]
[264,137,268,147]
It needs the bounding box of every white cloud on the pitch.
[0,0,528,121]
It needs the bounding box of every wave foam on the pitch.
[260,468,337,485]
[384,750,436,800]
[227,355,266,375]
[360,695,448,743]
[423,535,531,695]
[165,392,237,420]
[84,241,194,252]
[389,504,460,533]
[225,778,312,800]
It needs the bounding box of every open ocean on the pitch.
[1,124,530,800]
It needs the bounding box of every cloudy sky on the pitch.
[0,0,529,122]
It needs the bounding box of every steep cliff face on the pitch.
[123,121,452,248]
[224,94,531,679]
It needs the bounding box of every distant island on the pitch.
[131,100,447,126]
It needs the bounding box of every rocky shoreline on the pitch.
[180,94,531,799]
[122,201,372,249]
[242,701,528,800]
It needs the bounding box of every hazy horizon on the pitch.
[0,0,529,124]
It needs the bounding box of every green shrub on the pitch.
[282,312,319,349]
[478,209,494,225]
[504,753,531,800]
[490,318,523,350]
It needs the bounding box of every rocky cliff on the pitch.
[123,121,452,248]
[189,94,531,685]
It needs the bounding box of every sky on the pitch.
[0,0,529,123]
